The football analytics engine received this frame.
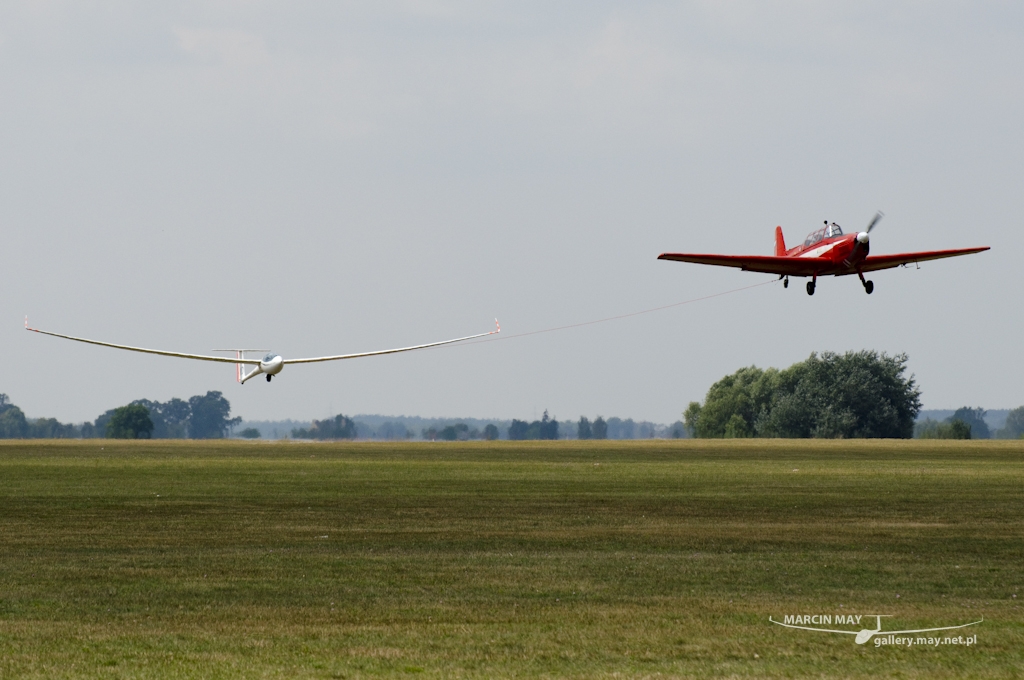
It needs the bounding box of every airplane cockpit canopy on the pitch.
[803,222,843,247]
[263,352,277,362]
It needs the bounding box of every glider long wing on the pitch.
[885,619,984,635]
[26,319,501,365]
[657,253,832,277]
[25,323,261,364]
[284,320,500,364]
[853,247,990,273]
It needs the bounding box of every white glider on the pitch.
[25,317,500,384]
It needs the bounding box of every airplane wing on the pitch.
[853,247,990,273]
[284,320,500,364]
[767,618,858,635]
[885,619,983,636]
[25,322,261,364]
[657,253,832,277]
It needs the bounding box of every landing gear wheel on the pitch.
[806,281,815,296]
[783,277,789,289]
[864,280,874,295]
[266,374,272,382]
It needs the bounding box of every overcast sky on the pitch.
[3,2,1022,425]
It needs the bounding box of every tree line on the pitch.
[0,392,240,439]
[915,406,1024,439]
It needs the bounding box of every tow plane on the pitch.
[658,213,989,295]
[25,318,499,384]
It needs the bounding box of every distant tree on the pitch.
[133,397,190,439]
[996,406,1024,439]
[188,391,241,439]
[577,416,592,440]
[422,426,439,441]
[508,413,559,440]
[28,418,79,438]
[914,418,940,438]
[482,424,499,441]
[508,419,530,441]
[106,404,154,439]
[373,422,410,440]
[238,428,261,439]
[538,411,559,440]
[0,401,29,438]
[592,416,608,440]
[916,418,971,439]
[293,414,356,440]
[92,408,117,439]
[668,421,687,439]
[948,407,989,439]
[606,417,636,439]
[947,419,972,439]
[0,395,83,439]
[439,424,470,441]
[683,403,701,438]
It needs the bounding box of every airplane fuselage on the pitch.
[240,353,284,384]
[786,230,870,275]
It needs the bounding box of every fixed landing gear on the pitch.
[783,276,789,289]
[806,280,815,296]
[857,270,874,294]
[266,374,272,382]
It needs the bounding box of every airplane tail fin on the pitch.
[774,226,786,256]
[212,349,268,384]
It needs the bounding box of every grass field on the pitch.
[0,439,1022,678]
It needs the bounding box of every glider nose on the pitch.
[856,231,870,244]
[855,630,875,645]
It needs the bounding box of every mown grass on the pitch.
[0,439,1021,678]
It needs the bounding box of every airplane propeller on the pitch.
[866,211,884,233]
[857,211,884,244]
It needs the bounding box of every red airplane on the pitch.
[658,213,989,295]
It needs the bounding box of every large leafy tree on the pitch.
[948,407,990,439]
[105,404,154,439]
[997,406,1024,439]
[0,394,29,438]
[188,391,241,439]
[133,398,191,438]
[577,416,592,440]
[687,351,921,439]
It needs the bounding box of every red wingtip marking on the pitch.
[494,318,501,334]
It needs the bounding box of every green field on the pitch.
[1,439,1022,678]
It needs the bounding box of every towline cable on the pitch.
[462,277,776,347]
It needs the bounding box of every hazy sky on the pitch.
[3,2,1022,425]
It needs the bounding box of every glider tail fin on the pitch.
[774,226,787,256]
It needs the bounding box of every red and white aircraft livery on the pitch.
[658,213,989,295]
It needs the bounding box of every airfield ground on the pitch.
[0,439,1021,678]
